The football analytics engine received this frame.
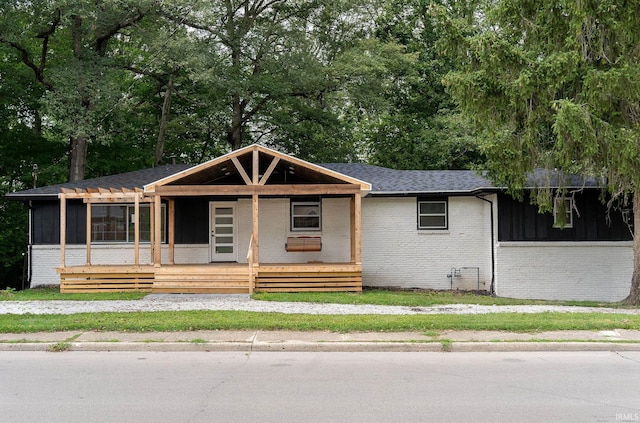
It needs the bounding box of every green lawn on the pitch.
[252,289,620,308]
[1,287,623,308]
[0,287,147,301]
[0,310,639,334]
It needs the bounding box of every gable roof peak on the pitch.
[144,144,371,191]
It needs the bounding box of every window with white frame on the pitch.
[418,199,448,229]
[553,197,573,228]
[91,204,166,242]
[290,200,321,231]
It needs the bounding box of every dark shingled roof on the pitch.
[6,161,600,201]
[321,163,497,194]
[5,164,192,200]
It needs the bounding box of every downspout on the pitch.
[476,194,496,296]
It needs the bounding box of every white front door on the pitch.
[209,202,237,262]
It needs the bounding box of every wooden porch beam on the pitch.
[84,197,154,204]
[231,156,252,185]
[252,146,259,185]
[258,157,280,185]
[155,184,360,196]
[63,190,148,201]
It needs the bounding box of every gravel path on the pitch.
[1,294,639,315]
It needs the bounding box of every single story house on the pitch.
[6,144,633,301]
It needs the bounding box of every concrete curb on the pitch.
[2,341,640,353]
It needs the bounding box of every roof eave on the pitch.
[4,193,59,201]
[367,187,501,197]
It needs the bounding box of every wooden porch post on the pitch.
[85,202,92,265]
[168,198,175,265]
[150,196,155,264]
[250,146,259,294]
[154,195,162,266]
[350,193,362,264]
[134,194,140,266]
[59,194,66,268]
[251,193,259,294]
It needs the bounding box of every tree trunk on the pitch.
[33,109,42,136]
[155,75,174,166]
[227,94,244,150]
[68,134,88,182]
[623,193,640,305]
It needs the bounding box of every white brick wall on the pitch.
[30,244,208,287]
[495,242,633,301]
[361,196,495,290]
[237,198,351,263]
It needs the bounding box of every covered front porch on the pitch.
[57,145,369,294]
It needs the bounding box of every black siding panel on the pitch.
[498,191,632,242]
[32,201,59,244]
[66,200,86,244]
[174,198,209,244]
[32,200,86,244]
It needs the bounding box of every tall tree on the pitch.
[0,0,159,181]
[440,0,640,303]
[159,0,410,161]
[0,45,67,289]
[366,0,483,170]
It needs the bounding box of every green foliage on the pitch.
[1,0,470,172]
[438,0,640,302]
[48,341,71,352]
[0,42,68,290]
[366,0,483,170]
[0,287,17,298]
[439,0,640,202]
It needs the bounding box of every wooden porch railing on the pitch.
[58,266,154,293]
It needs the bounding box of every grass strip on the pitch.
[0,288,146,301]
[252,290,620,308]
[1,311,639,333]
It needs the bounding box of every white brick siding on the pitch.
[495,242,632,301]
[236,198,351,263]
[361,196,495,291]
[30,244,209,287]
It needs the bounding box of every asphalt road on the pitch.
[2,351,640,423]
